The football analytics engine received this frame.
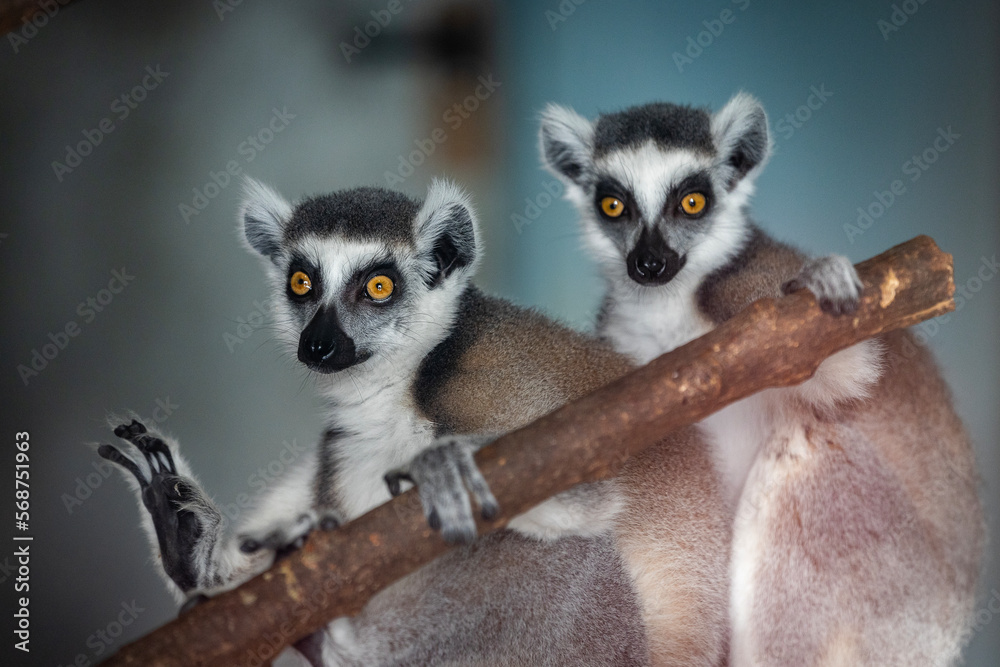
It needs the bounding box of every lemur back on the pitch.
[540,92,983,666]
[416,286,633,432]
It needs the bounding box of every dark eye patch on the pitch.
[349,260,402,302]
[286,255,322,301]
[593,176,639,221]
[667,171,714,219]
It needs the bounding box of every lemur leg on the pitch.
[314,531,650,667]
[730,420,962,667]
[385,434,624,543]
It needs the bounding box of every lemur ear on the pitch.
[539,103,595,186]
[414,179,480,288]
[240,177,293,263]
[711,92,771,190]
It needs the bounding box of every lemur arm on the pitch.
[697,225,862,324]
[696,226,879,414]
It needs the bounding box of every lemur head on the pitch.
[539,92,770,291]
[240,178,480,382]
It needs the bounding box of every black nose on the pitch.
[626,234,685,286]
[634,252,666,280]
[300,335,335,366]
[297,306,363,373]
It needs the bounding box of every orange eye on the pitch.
[289,271,312,296]
[365,275,394,301]
[681,192,706,215]
[600,196,625,218]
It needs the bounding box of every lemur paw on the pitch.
[237,507,341,559]
[238,511,316,557]
[100,419,220,592]
[782,254,863,316]
[384,436,499,544]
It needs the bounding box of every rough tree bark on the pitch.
[103,236,955,667]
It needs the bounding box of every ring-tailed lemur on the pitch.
[99,178,729,665]
[533,92,984,666]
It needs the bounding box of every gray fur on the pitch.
[241,178,294,262]
[284,188,420,247]
[709,92,770,188]
[539,103,596,186]
[317,531,649,666]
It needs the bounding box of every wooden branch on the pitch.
[104,236,954,667]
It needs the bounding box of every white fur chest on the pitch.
[601,285,713,364]
[601,280,768,508]
[323,382,436,520]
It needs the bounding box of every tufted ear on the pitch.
[710,92,771,190]
[538,103,595,187]
[413,179,480,288]
[240,177,294,263]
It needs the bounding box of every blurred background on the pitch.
[0,0,996,664]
